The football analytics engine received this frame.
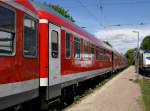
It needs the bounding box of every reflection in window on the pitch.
[0,6,15,31]
[66,32,70,58]
[51,30,59,58]
[74,37,80,58]
[0,31,14,54]
[0,5,15,55]
[23,16,37,57]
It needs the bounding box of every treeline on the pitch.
[42,2,75,23]
[125,35,150,65]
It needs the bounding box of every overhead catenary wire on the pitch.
[77,0,105,28]
[96,0,113,42]
[62,0,150,8]
[62,0,150,33]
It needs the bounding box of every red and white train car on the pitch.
[0,0,128,110]
[31,1,115,107]
[0,0,39,110]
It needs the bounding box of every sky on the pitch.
[35,0,150,54]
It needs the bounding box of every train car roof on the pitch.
[30,1,114,51]
[2,0,38,19]
[15,0,37,14]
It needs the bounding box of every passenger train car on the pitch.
[0,0,128,110]
[0,0,39,110]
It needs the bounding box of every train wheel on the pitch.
[13,105,22,111]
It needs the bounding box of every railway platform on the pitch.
[65,66,143,111]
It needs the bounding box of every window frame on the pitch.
[96,46,99,60]
[51,30,59,58]
[0,3,16,56]
[103,49,106,61]
[91,43,95,60]
[74,36,81,59]
[65,31,71,59]
[99,48,103,61]
[84,40,89,59]
[23,14,37,58]
[105,50,110,62]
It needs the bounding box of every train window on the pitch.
[105,51,108,61]
[51,30,59,58]
[84,40,88,59]
[106,51,109,62]
[0,6,15,31]
[106,51,110,62]
[99,48,103,60]
[66,32,70,58]
[91,44,95,59]
[110,52,112,62]
[104,49,106,61]
[96,46,99,60]
[23,15,37,57]
[0,31,15,55]
[0,5,15,55]
[74,37,81,59]
[108,51,110,62]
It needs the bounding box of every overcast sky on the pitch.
[35,0,150,53]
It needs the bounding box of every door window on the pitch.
[51,30,59,58]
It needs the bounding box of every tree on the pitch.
[141,35,150,50]
[125,48,136,65]
[43,2,75,23]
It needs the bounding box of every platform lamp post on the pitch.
[132,31,140,80]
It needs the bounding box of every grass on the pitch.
[139,78,150,111]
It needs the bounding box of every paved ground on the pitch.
[65,66,143,111]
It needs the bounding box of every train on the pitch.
[139,50,150,74]
[0,0,128,110]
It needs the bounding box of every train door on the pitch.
[48,23,61,99]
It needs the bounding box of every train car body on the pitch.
[31,1,114,105]
[139,50,150,73]
[0,0,39,110]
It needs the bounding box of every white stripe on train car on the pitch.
[40,78,48,86]
[39,19,48,24]
[0,79,39,98]
[61,67,112,87]
[40,68,113,87]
